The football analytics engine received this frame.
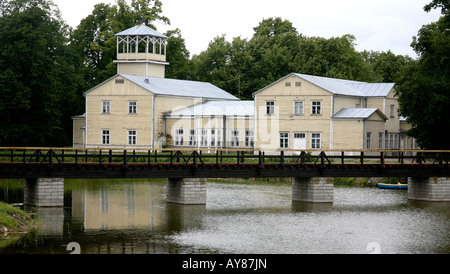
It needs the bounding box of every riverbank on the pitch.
[0,202,35,235]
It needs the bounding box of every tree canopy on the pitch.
[0,0,82,146]
[189,17,411,99]
[396,0,450,149]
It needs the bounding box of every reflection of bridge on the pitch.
[1,147,449,205]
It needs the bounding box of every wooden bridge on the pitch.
[1,147,449,205]
[0,147,449,179]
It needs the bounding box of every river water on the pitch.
[0,179,449,254]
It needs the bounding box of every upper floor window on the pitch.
[102,101,111,114]
[390,105,395,118]
[129,101,137,114]
[266,101,275,115]
[294,101,304,115]
[311,101,321,115]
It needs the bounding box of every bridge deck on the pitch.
[0,148,449,179]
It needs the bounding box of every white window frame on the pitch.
[188,129,197,146]
[378,132,383,149]
[200,129,208,147]
[279,132,289,148]
[294,101,304,115]
[210,129,216,147]
[174,129,184,146]
[245,130,254,148]
[128,101,137,114]
[102,129,110,145]
[311,100,322,115]
[230,130,240,147]
[366,132,371,149]
[266,101,275,115]
[102,101,111,114]
[128,130,137,145]
[311,132,321,149]
[216,129,222,147]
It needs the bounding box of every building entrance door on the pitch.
[293,132,306,150]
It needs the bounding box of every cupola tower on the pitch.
[114,24,168,78]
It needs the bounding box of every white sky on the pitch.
[53,0,442,58]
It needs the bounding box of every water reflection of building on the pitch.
[71,182,165,230]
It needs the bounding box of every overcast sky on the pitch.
[53,0,442,58]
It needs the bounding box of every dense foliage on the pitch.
[396,0,450,149]
[0,0,448,148]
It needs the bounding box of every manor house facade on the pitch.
[73,24,415,151]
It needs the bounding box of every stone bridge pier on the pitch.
[166,178,207,205]
[408,177,450,202]
[292,177,334,203]
[24,178,64,207]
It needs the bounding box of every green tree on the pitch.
[295,35,374,82]
[0,0,83,146]
[396,2,450,149]
[164,28,192,79]
[361,50,413,83]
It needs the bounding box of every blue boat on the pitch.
[377,183,407,190]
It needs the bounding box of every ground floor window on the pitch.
[188,129,197,146]
[215,129,222,147]
[366,132,371,149]
[279,132,289,148]
[128,130,137,145]
[385,132,399,149]
[245,130,254,148]
[174,129,184,146]
[379,132,383,149]
[200,129,208,147]
[102,130,110,145]
[230,130,240,147]
[311,132,321,149]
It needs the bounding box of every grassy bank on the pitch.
[0,202,35,235]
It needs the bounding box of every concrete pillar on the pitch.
[24,178,64,207]
[166,178,207,205]
[408,177,450,202]
[292,177,334,203]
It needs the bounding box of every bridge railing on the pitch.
[0,147,449,168]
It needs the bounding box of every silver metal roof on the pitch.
[253,73,394,97]
[332,108,388,120]
[115,24,167,39]
[165,100,254,117]
[120,74,239,100]
[347,82,395,97]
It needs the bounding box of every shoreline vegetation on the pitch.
[0,202,36,236]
